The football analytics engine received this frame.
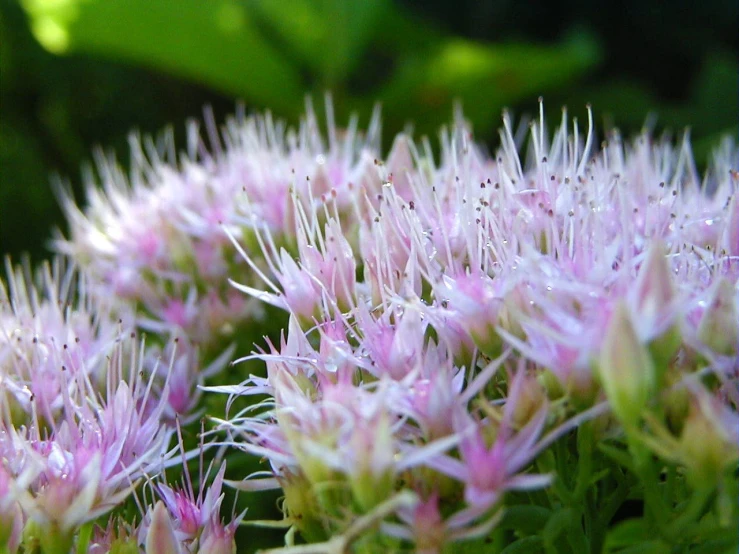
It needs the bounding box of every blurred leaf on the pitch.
[500,505,552,535]
[499,536,544,554]
[21,0,601,140]
[605,518,650,549]
[664,51,739,137]
[250,0,386,87]
[0,8,11,86]
[604,519,671,553]
[369,31,601,138]
[547,51,738,163]
[21,0,306,116]
[0,118,58,259]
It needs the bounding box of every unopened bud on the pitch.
[633,241,681,374]
[633,241,674,329]
[720,194,738,257]
[698,279,738,356]
[23,520,73,554]
[198,524,236,554]
[349,415,395,512]
[0,500,22,554]
[678,394,739,489]
[280,473,325,543]
[145,502,182,554]
[110,539,140,554]
[598,303,655,427]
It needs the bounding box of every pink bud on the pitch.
[198,523,236,554]
[386,134,414,199]
[698,278,738,356]
[631,240,675,341]
[720,194,738,257]
[145,502,182,554]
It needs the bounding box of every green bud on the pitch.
[110,538,140,554]
[698,279,738,356]
[23,520,73,554]
[280,472,326,543]
[349,415,395,513]
[678,397,739,490]
[598,302,655,427]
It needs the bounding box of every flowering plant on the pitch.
[2,99,737,553]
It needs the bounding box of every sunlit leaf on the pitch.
[369,32,601,138]
[21,0,306,116]
[250,0,385,87]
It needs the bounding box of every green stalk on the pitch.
[666,487,712,543]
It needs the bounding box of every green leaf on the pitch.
[21,0,305,116]
[500,536,544,554]
[599,443,636,472]
[688,534,739,554]
[614,542,672,554]
[605,518,669,552]
[542,507,575,547]
[500,505,552,535]
[371,31,601,138]
[250,0,385,87]
[75,522,94,554]
[546,51,738,165]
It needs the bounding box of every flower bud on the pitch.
[677,392,739,490]
[108,539,140,554]
[198,524,236,554]
[598,302,655,427]
[22,520,73,554]
[720,193,738,257]
[386,134,414,198]
[145,502,182,554]
[280,472,325,543]
[348,414,396,512]
[697,278,738,356]
[633,241,674,332]
[412,494,446,553]
[632,241,681,374]
[508,371,547,430]
[0,500,22,554]
[662,369,690,434]
[436,272,504,358]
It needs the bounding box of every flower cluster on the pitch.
[212,103,738,550]
[0,261,240,553]
[2,100,737,553]
[55,102,384,349]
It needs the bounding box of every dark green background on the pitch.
[1,0,737,263]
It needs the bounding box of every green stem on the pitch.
[573,423,594,501]
[627,430,669,531]
[566,522,590,554]
[663,464,677,507]
[592,474,632,554]
[76,522,94,554]
[666,487,712,542]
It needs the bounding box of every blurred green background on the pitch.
[1,0,737,262]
